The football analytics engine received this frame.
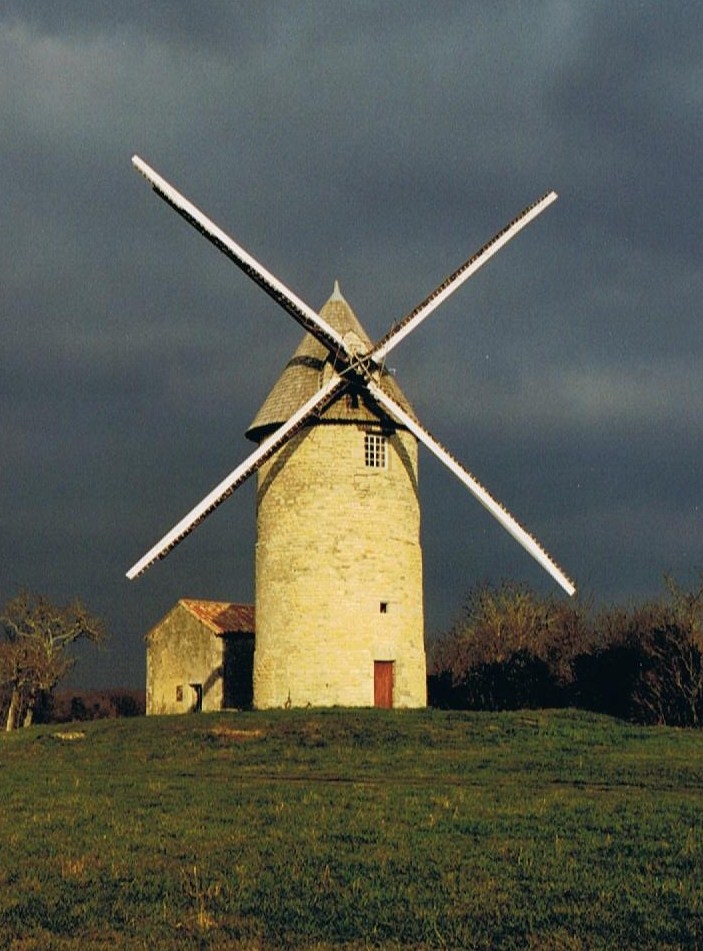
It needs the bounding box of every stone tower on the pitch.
[246,283,427,708]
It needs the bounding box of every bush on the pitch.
[462,650,559,711]
[572,642,643,720]
[430,575,703,727]
[429,581,591,712]
[572,587,703,727]
[50,690,146,722]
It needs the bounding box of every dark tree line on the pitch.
[428,576,703,727]
[51,689,145,722]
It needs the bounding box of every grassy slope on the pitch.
[0,708,702,950]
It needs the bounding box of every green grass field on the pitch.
[1,708,702,949]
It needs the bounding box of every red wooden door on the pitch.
[374,661,394,708]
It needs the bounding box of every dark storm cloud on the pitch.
[1,1,266,51]
[1,2,701,687]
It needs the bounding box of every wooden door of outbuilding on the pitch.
[374,661,394,708]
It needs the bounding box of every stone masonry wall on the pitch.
[146,604,225,715]
[253,420,426,708]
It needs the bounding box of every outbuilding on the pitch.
[146,599,254,715]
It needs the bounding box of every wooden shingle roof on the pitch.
[180,599,254,636]
[246,283,416,442]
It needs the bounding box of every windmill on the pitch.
[127,155,575,709]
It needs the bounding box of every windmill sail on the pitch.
[126,373,346,578]
[366,380,575,596]
[128,157,574,596]
[132,156,348,356]
[370,191,557,363]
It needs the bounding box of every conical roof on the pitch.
[246,283,416,442]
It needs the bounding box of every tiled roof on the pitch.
[180,599,255,636]
[246,283,416,441]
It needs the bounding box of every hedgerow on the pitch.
[428,575,703,726]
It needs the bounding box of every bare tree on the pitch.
[631,576,703,726]
[429,581,592,709]
[0,591,107,730]
[577,576,703,725]
[431,581,591,680]
[632,624,703,727]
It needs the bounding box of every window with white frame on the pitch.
[364,432,387,468]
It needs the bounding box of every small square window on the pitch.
[176,685,184,703]
[380,602,388,614]
[365,433,387,468]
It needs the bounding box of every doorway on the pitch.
[189,683,203,712]
[374,661,394,709]
[223,634,254,709]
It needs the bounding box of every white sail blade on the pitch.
[127,374,346,579]
[370,191,557,363]
[132,155,349,357]
[366,380,576,596]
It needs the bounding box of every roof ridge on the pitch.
[179,599,255,635]
[330,279,347,303]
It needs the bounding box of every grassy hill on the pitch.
[1,708,702,949]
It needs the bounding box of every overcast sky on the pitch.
[2,2,701,689]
